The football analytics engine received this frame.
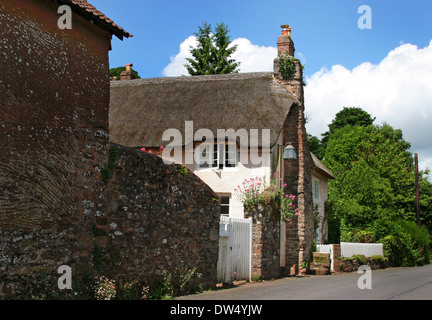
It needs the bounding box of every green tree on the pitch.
[324,123,419,234]
[185,22,240,75]
[307,133,325,160]
[320,107,375,157]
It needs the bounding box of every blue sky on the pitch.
[92,0,432,78]
[90,0,432,174]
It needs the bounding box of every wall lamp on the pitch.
[283,143,297,160]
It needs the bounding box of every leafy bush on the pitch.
[373,218,431,266]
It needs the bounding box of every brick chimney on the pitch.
[277,24,295,57]
[120,63,136,80]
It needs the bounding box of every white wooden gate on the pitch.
[217,216,252,283]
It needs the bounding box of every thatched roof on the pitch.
[311,153,335,180]
[109,72,300,148]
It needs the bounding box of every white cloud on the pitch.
[305,40,432,175]
[162,36,277,76]
[231,38,277,73]
[162,35,197,77]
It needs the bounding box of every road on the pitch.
[177,264,432,300]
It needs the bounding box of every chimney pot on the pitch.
[280,24,291,37]
[277,24,294,56]
[120,63,135,80]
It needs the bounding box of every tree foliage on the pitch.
[324,123,416,230]
[308,107,375,159]
[185,22,240,75]
[313,106,432,265]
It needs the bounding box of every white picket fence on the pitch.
[317,242,384,272]
[217,216,252,283]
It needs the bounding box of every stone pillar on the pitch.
[332,244,342,272]
[245,204,281,280]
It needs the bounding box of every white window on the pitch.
[196,142,237,170]
[219,195,231,216]
[313,178,320,201]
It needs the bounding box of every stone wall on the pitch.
[102,144,221,290]
[0,1,221,299]
[246,204,281,280]
[0,143,221,299]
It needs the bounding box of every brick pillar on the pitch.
[333,244,342,272]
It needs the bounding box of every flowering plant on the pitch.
[94,276,116,300]
[234,171,299,221]
[140,135,164,156]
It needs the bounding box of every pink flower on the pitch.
[159,146,164,151]
[148,150,152,154]
[140,147,146,152]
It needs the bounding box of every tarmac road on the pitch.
[176,264,432,300]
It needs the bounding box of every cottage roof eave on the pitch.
[311,152,335,180]
[54,0,133,40]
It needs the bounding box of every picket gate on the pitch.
[217,216,252,283]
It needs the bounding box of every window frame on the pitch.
[196,142,238,171]
[313,178,320,201]
[219,194,231,217]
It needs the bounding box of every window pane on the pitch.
[225,144,236,167]
[221,197,230,205]
[198,144,210,168]
[220,196,230,215]
[221,206,229,215]
[212,144,218,168]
